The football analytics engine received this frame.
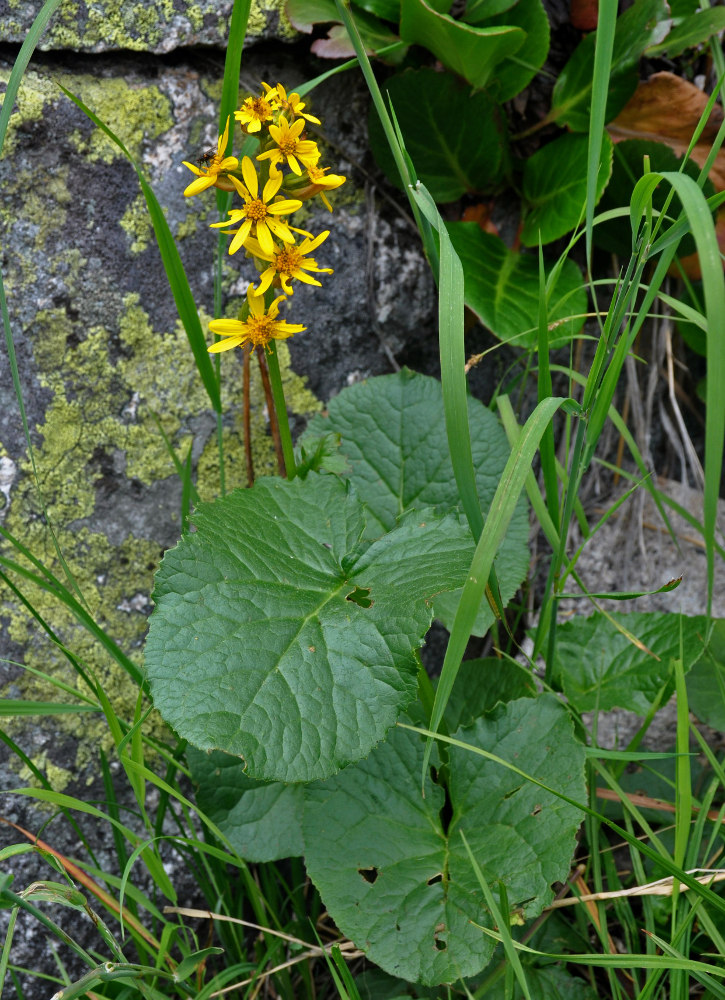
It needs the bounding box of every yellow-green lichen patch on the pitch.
[63,75,173,164]
[1,69,173,165]
[2,280,322,790]
[119,194,154,255]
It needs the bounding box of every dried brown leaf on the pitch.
[608,71,725,190]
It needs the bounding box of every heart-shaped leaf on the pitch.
[188,747,306,861]
[551,611,708,713]
[305,370,530,635]
[686,619,725,731]
[303,696,585,985]
[145,474,474,783]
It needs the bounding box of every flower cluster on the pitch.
[182,83,345,355]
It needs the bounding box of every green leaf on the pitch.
[187,747,305,861]
[307,369,530,635]
[446,224,586,347]
[443,657,536,732]
[551,611,708,713]
[464,0,519,24]
[303,696,585,986]
[368,69,510,202]
[481,0,550,102]
[174,948,225,983]
[550,0,670,130]
[352,0,401,22]
[647,7,725,57]
[145,474,474,783]
[399,0,525,91]
[521,132,613,247]
[686,619,725,730]
[483,965,599,999]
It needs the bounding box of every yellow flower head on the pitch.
[294,163,347,211]
[262,81,321,125]
[208,285,306,354]
[245,230,333,296]
[209,157,303,256]
[257,115,321,177]
[182,117,238,197]
[235,93,276,133]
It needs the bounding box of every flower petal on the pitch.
[255,220,275,257]
[208,336,246,353]
[229,219,253,254]
[241,156,258,198]
[184,175,215,197]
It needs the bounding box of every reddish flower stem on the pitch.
[256,347,285,476]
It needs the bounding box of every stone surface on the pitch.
[1,0,297,52]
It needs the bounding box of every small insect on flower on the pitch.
[197,148,217,166]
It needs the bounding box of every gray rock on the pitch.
[1,0,298,53]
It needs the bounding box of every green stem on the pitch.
[266,341,296,479]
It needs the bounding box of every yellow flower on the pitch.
[245,231,333,296]
[209,157,303,256]
[182,117,238,197]
[235,93,276,133]
[208,285,305,354]
[262,81,321,125]
[296,163,347,211]
[257,115,321,177]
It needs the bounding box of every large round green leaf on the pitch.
[188,747,305,861]
[521,131,613,247]
[368,69,510,203]
[306,369,530,635]
[446,224,586,347]
[145,474,475,783]
[303,695,585,985]
[552,611,709,713]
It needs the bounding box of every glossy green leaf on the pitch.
[647,7,725,57]
[399,0,524,91]
[551,612,708,713]
[303,696,585,985]
[145,474,474,783]
[550,0,670,130]
[368,69,510,202]
[521,131,613,247]
[464,0,519,24]
[481,0,550,101]
[686,619,725,730]
[447,223,586,347]
[307,369,530,635]
[187,747,305,861]
[352,0,401,22]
